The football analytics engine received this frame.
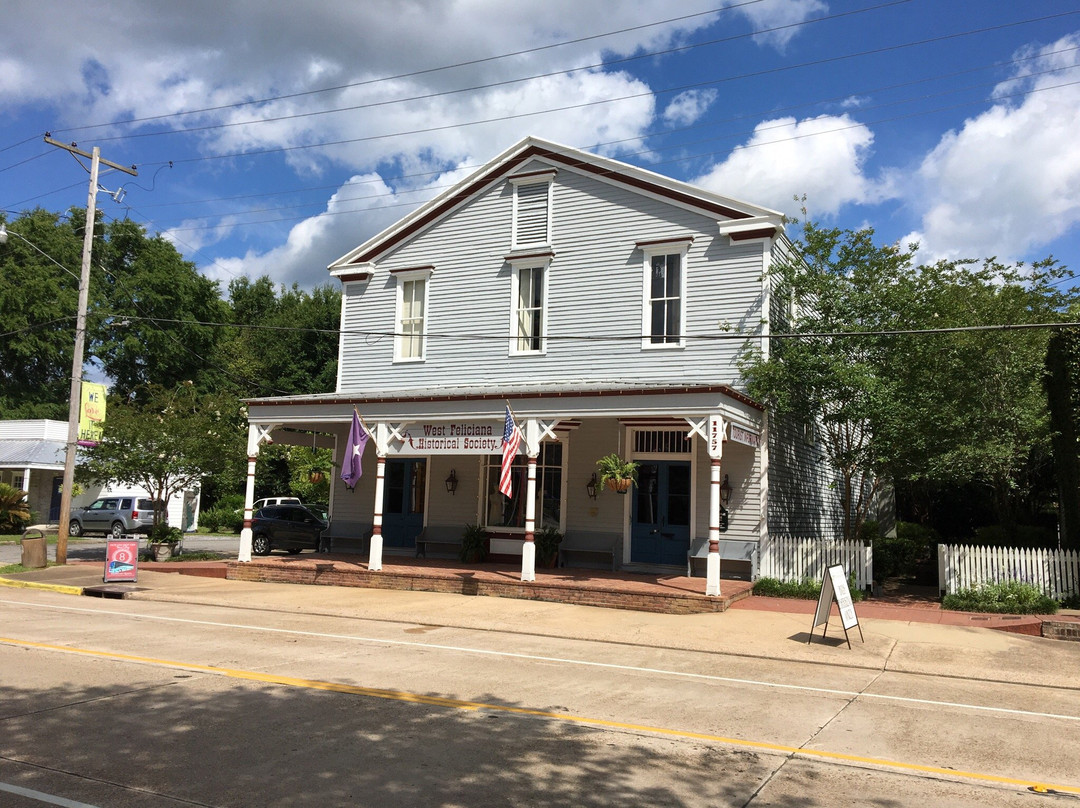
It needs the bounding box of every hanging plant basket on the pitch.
[605,477,633,493]
[309,471,325,484]
[595,454,639,495]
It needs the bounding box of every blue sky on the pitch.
[2,0,1079,291]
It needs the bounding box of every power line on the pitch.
[46,1,770,137]
[90,1,911,146]
[157,75,1080,235]
[128,8,1080,168]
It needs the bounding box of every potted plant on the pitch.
[534,526,562,568]
[595,453,639,493]
[458,523,489,563]
[147,523,183,562]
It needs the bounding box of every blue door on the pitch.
[382,459,426,548]
[631,461,691,566]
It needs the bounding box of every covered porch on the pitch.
[242,383,767,600]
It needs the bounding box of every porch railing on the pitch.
[937,544,1080,599]
[757,536,873,591]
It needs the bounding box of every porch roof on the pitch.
[245,380,763,411]
[0,438,65,468]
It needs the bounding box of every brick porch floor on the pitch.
[225,553,754,615]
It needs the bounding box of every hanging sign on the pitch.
[729,424,761,448]
[708,415,724,456]
[78,382,107,446]
[393,420,502,455]
[808,564,863,649]
[104,538,139,583]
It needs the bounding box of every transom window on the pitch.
[392,267,432,361]
[484,442,563,531]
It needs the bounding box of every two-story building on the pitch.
[241,136,841,595]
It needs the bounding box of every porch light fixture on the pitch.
[445,469,458,495]
[586,473,598,500]
[720,474,732,505]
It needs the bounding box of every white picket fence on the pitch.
[756,536,874,591]
[938,544,1080,598]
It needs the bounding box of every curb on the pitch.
[0,577,84,596]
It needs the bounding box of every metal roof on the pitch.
[0,438,66,468]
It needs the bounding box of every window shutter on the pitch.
[516,182,549,245]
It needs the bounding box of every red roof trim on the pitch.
[730,227,777,241]
[333,271,372,283]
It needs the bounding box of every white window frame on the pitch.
[508,255,551,355]
[510,170,555,250]
[392,266,433,363]
[640,239,691,350]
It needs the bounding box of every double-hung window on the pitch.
[508,255,550,354]
[639,238,691,348]
[392,266,433,361]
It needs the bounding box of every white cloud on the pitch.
[739,0,828,50]
[662,90,719,127]
[691,114,895,218]
[902,34,1080,263]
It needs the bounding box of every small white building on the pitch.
[0,419,200,531]
[241,137,846,592]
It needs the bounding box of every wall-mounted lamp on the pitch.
[586,473,598,500]
[445,469,458,495]
[720,474,732,505]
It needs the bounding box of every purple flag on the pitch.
[341,410,368,490]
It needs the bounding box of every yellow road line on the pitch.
[3,635,1078,796]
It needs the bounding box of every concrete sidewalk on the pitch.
[2,563,1079,690]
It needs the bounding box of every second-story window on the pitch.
[513,264,545,353]
[639,239,691,348]
[392,267,433,361]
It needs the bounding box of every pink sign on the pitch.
[104,539,139,582]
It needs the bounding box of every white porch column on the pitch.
[521,454,537,582]
[21,467,31,493]
[707,458,723,597]
[238,423,274,562]
[705,414,726,597]
[369,453,386,571]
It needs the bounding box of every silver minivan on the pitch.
[69,496,164,538]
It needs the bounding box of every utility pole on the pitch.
[44,136,137,565]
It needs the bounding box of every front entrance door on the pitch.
[631,460,691,566]
[382,459,426,549]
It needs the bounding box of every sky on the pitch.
[2,0,1079,293]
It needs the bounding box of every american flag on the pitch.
[499,406,522,497]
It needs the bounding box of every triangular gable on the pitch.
[329,136,782,270]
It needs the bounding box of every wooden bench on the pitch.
[415,525,462,559]
[559,532,620,572]
[320,522,372,554]
[687,537,756,580]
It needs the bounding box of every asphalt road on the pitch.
[1,587,1077,806]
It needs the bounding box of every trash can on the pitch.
[20,528,48,569]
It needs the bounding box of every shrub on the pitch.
[973,524,1056,549]
[1056,592,1080,610]
[753,576,864,602]
[942,581,1058,615]
[0,483,31,532]
[458,524,488,563]
[200,507,242,534]
[872,522,938,582]
[147,523,183,544]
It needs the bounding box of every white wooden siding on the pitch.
[336,160,770,393]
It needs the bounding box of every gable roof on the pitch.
[329,136,784,271]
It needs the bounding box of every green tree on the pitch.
[741,223,915,541]
[0,483,31,531]
[741,222,1074,541]
[94,219,229,399]
[0,209,88,419]
[76,383,246,525]
[1045,325,1080,550]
